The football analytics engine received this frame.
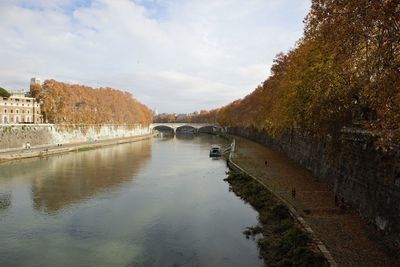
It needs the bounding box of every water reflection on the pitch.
[0,192,11,210]
[0,136,262,267]
[33,141,151,213]
[175,132,195,140]
[0,141,151,213]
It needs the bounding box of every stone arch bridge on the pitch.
[150,123,223,134]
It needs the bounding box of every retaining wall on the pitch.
[0,124,151,151]
[228,127,400,244]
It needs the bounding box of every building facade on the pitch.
[30,77,42,86]
[0,91,43,124]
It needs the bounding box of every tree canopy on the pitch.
[0,87,11,98]
[191,0,400,151]
[153,110,219,124]
[31,80,152,126]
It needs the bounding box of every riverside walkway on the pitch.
[0,134,152,162]
[232,136,398,267]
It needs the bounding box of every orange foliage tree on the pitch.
[31,80,152,126]
[154,109,220,124]
[194,1,400,151]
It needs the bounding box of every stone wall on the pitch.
[228,127,400,244]
[0,124,151,151]
[0,125,53,150]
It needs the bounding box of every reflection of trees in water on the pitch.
[155,133,226,146]
[0,192,11,211]
[28,141,151,213]
[175,133,195,140]
[176,133,225,146]
[0,157,47,180]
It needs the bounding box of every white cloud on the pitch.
[0,0,310,113]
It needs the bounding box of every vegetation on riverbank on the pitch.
[77,146,95,152]
[153,110,218,124]
[30,80,152,126]
[224,171,328,267]
[187,1,400,151]
[0,87,11,98]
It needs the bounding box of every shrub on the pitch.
[272,204,291,220]
[279,228,310,254]
[275,218,294,233]
[292,247,329,267]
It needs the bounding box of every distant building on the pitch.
[30,77,42,86]
[0,90,43,124]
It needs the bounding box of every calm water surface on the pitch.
[0,134,262,267]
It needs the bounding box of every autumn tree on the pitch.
[30,80,152,126]
[204,0,400,151]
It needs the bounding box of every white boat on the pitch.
[209,144,222,157]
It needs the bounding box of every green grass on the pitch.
[77,146,95,152]
[224,170,328,266]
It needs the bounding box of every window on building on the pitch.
[4,109,6,113]
[27,110,30,114]
[10,110,13,113]
[16,110,19,114]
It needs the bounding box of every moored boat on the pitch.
[209,144,222,157]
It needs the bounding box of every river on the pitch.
[0,134,262,267]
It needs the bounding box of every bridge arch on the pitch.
[198,125,221,134]
[176,125,197,134]
[153,125,174,133]
[150,123,222,134]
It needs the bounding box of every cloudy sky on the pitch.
[0,0,310,113]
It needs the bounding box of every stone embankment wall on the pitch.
[228,127,400,244]
[0,124,151,151]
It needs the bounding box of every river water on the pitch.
[0,134,262,267]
